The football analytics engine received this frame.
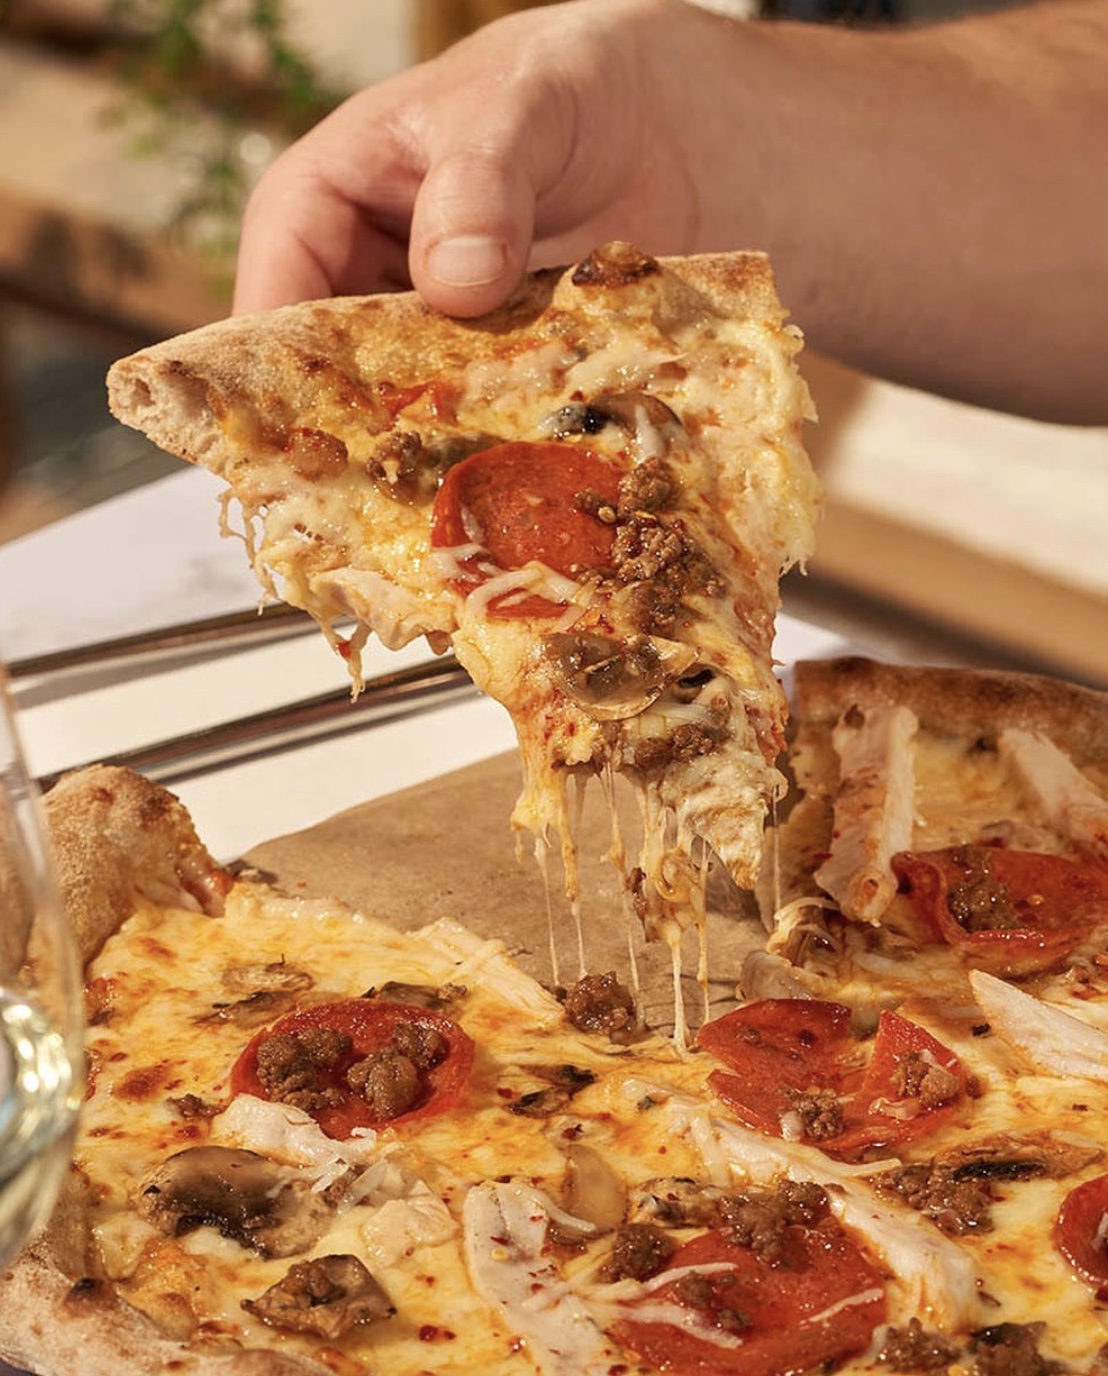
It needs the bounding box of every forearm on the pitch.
[650,0,1108,422]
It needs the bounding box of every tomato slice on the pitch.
[892,845,1108,977]
[698,999,966,1160]
[611,1225,886,1376]
[430,441,624,617]
[230,999,475,1139]
[1055,1173,1108,1298]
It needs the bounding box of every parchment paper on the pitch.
[245,751,768,1033]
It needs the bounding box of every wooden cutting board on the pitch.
[245,751,766,1033]
[802,354,1108,686]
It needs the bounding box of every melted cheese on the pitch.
[163,254,822,1050]
[73,874,1108,1373]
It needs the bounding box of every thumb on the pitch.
[408,143,538,318]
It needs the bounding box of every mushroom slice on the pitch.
[222,961,314,995]
[365,979,467,1011]
[935,1129,1101,1182]
[197,989,304,1028]
[562,1143,627,1232]
[543,631,698,721]
[540,392,684,462]
[138,1146,333,1258]
[628,1176,728,1228]
[242,1254,394,1339]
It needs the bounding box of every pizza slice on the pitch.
[107,242,820,991]
[758,655,1108,999]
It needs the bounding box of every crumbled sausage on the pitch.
[283,427,348,480]
[623,579,682,636]
[389,1020,447,1072]
[612,522,687,583]
[255,1027,352,1113]
[784,1086,846,1141]
[878,1317,961,1371]
[944,846,1022,933]
[562,972,638,1042]
[871,1162,994,1236]
[670,1271,752,1333]
[367,431,497,503]
[610,513,724,637]
[969,1324,1063,1376]
[168,1092,219,1121]
[605,1223,676,1281]
[894,1050,962,1109]
[619,457,679,514]
[632,721,723,774]
[719,1180,830,1265]
[242,1254,394,1339]
[346,1046,422,1120]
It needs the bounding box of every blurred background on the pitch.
[1,0,1105,686]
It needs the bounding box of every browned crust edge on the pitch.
[104,243,782,467]
[792,655,1108,760]
[43,764,229,965]
[0,770,319,1376]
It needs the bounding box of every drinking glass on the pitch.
[0,669,84,1265]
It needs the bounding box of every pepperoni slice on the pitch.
[430,441,624,617]
[230,999,475,1139]
[892,845,1108,977]
[611,1225,886,1376]
[1056,1173,1108,1298]
[697,999,966,1160]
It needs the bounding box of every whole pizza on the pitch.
[4,246,1108,1376]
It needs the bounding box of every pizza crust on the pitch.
[0,769,339,1376]
[105,249,787,466]
[793,655,1108,761]
[44,765,229,964]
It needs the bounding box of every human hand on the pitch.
[232,0,707,318]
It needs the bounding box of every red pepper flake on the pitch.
[418,1325,456,1342]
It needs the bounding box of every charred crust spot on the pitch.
[572,242,661,287]
[65,1277,107,1304]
